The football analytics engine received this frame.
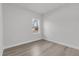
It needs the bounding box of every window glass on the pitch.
[32,18,40,33]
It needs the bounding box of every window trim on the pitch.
[32,18,40,34]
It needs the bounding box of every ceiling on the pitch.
[15,3,67,15]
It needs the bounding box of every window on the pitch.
[32,18,40,33]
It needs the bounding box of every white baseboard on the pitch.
[4,38,42,49]
[45,39,79,50]
[4,37,79,50]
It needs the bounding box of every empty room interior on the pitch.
[1,3,79,56]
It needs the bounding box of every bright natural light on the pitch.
[32,18,40,33]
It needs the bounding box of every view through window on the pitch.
[32,18,40,33]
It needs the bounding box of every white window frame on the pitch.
[32,18,40,34]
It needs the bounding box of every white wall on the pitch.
[0,3,3,55]
[43,4,79,49]
[3,4,42,49]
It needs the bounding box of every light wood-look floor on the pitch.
[3,39,79,56]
